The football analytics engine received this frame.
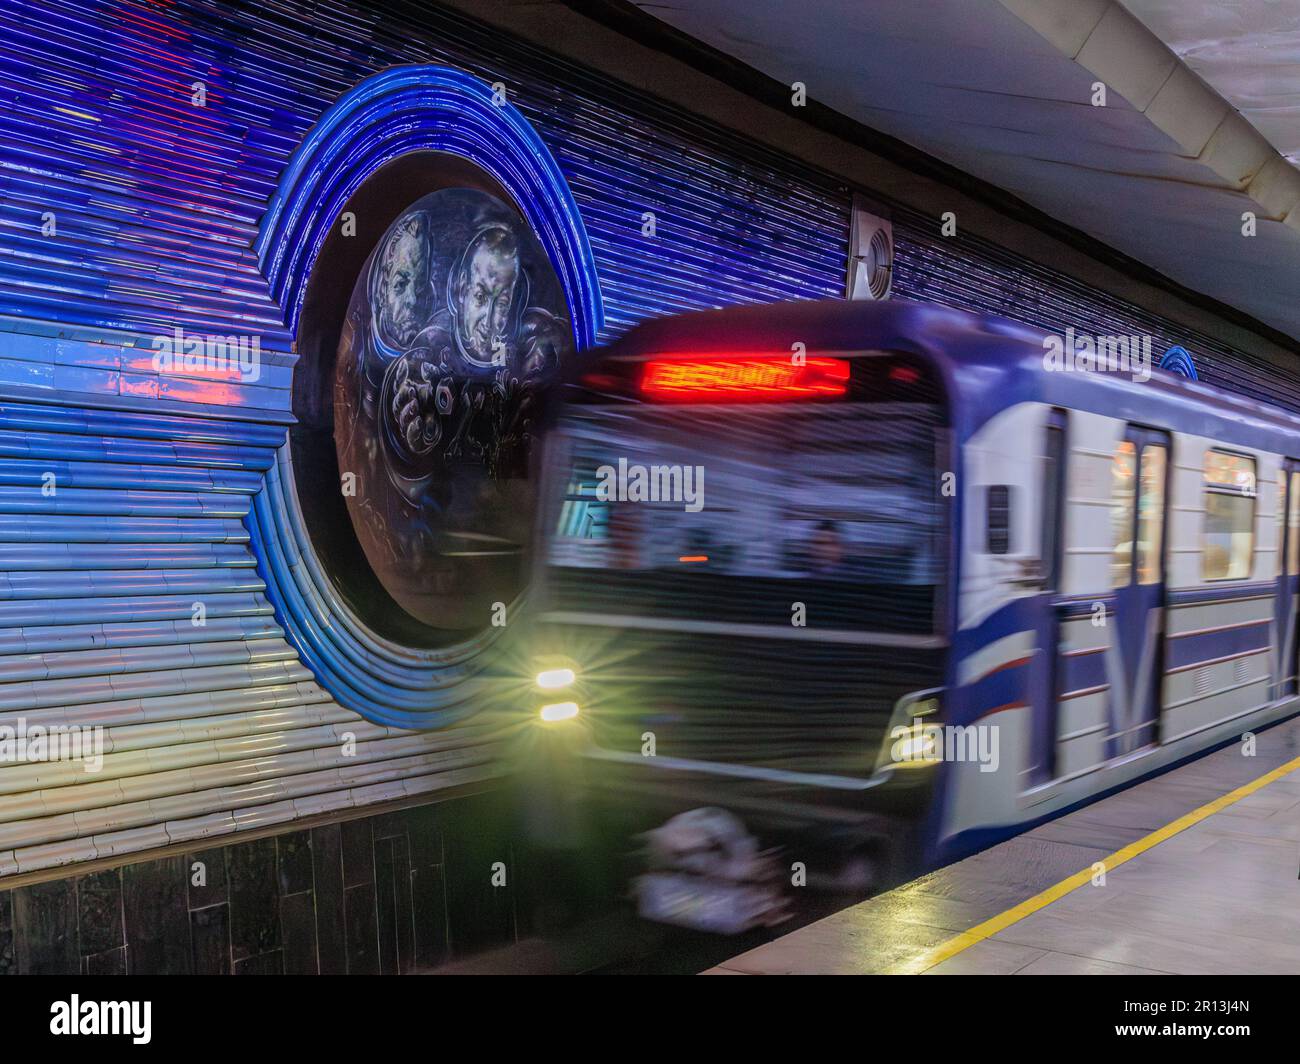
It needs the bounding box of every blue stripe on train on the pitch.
[1059,647,1107,696]
[1166,620,1271,670]
[964,660,1030,719]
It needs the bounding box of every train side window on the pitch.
[1110,440,1137,588]
[1289,470,1300,574]
[1203,450,1256,581]
[1136,444,1167,585]
[986,485,1011,554]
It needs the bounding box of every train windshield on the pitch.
[542,385,947,635]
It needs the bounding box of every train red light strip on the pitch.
[640,356,849,402]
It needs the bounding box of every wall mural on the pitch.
[334,188,575,632]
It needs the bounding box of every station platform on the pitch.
[707,716,1300,975]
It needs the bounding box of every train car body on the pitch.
[515,298,1300,896]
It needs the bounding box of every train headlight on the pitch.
[535,667,576,690]
[890,722,941,765]
[532,663,581,723]
[539,701,580,723]
[876,690,944,773]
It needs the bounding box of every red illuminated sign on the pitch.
[639,356,849,402]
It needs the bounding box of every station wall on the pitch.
[1,791,534,974]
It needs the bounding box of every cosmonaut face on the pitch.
[376,219,428,347]
[455,230,520,363]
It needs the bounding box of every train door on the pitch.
[1110,426,1169,757]
[1274,462,1300,699]
[1030,411,1067,784]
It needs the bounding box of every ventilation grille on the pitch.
[1195,669,1211,696]
[847,196,894,301]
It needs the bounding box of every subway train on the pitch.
[509,297,1300,930]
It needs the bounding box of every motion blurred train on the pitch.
[512,298,1300,926]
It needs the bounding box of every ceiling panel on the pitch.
[634,0,1300,339]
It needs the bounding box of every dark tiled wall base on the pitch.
[0,794,524,974]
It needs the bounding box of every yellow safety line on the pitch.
[900,753,1300,974]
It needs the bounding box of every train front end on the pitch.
[515,309,952,930]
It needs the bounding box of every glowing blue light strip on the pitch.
[1160,345,1199,380]
[257,64,604,348]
